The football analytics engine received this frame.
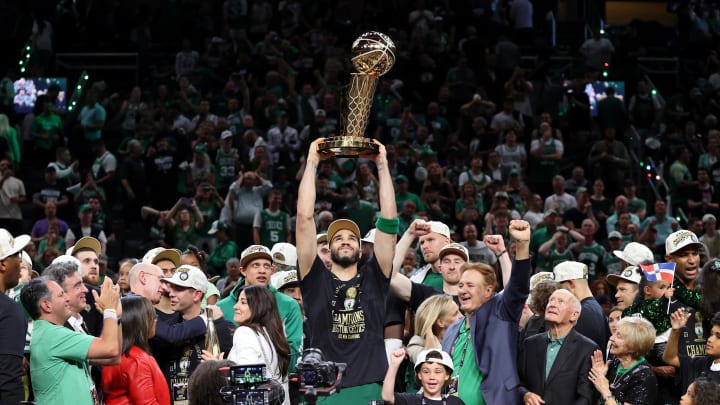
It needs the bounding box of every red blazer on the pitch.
[102,345,171,405]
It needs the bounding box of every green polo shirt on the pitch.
[452,321,485,405]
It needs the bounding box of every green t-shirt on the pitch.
[423,270,444,292]
[452,321,485,405]
[30,320,95,405]
[32,113,63,151]
[207,240,238,276]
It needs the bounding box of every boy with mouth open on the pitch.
[382,347,465,405]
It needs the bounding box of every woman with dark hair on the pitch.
[102,296,170,405]
[223,285,291,404]
[189,359,236,405]
[680,376,720,405]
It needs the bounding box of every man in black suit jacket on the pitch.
[518,289,598,405]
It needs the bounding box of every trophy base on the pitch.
[317,136,378,157]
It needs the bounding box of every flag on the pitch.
[639,262,676,285]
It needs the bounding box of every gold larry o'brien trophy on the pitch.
[318,31,396,157]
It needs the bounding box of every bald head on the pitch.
[545,289,582,328]
[128,263,164,304]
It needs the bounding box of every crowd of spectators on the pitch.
[2,0,720,404]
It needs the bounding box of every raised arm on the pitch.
[390,219,430,301]
[296,139,324,279]
[483,234,512,288]
[370,140,398,278]
[663,308,691,367]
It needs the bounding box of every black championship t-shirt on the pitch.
[150,311,233,405]
[300,256,390,388]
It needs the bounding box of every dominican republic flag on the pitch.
[639,262,676,284]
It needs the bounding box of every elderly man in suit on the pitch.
[442,220,532,405]
[518,289,599,405]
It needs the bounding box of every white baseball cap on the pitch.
[613,242,654,266]
[427,221,451,239]
[703,214,716,224]
[271,270,299,290]
[143,247,182,267]
[271,243,297,267]
[0,229,30,260]
[361,229,376,244]
[530,271,555,290]
[607,266,642,286]
[666,230,704,255]
[220,130,233,140]
[553,261,588,282]
[162,265,208,294]
[414,349,454,373]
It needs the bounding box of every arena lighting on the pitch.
[67,71,89,113]
[18,42,32,74]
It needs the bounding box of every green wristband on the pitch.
[375,216,400,234]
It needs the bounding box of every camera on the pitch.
[219,364,285,405]
[295,348,346,388]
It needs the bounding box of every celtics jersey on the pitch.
[259,209,289,246]
[575,242,607,280]
[549,248,575,270]
[215,148,238,189]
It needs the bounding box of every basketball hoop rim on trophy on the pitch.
[317,31,396,157]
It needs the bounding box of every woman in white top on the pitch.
[228,285,291,404]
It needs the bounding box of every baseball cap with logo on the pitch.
[553,261,589,282]
[208,220,230,235]
[530,271,555,290]
[241,245,273,268]
[414,349,454,373]
[67,236,101,257]
[613,242,653,266]
[162,265,208,293]
[607,266,642,286]
[143,247,182,268]
[666,230,704,255]
[271,270,299,290]
[0,229,30,260]
[438,243,469,262]
[427,221,451,239]
[271,243,297,267]
[327,219,361,244]
[361,229,376,244]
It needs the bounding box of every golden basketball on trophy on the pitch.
[317,31,396,157]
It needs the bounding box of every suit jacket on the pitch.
[518,329,598,405]
[442,258,531,405]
